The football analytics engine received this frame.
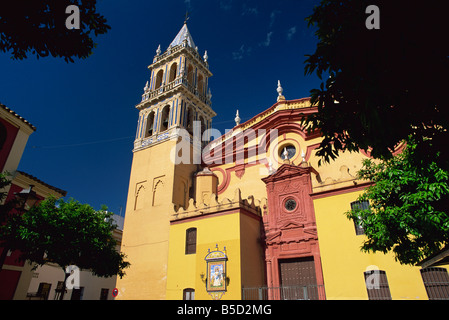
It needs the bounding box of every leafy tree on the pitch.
[0,172,13,222]
[1,197,129,299]
[0,171,16,271]
[303,0,448,165]
[346,136,449,265]
[303,0,449,265]
[0,0,110,62]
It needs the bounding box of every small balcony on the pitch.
[140,75,212,107]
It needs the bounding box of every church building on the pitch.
[115,23,449,300]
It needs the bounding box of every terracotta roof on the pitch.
[16,170,67,197]
[0,103,36,131]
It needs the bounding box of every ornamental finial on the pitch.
[203,50,208,62]
[156,44,161,56]
[277,80,283,96]
[235,110,241,126]
[277,80,285,101]
[207,88,212,100]
[283,147,289,160]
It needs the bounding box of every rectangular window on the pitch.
[364,270,392,300]
[183,288,195,300]
[100,288,109,300]
[420,267,449,300]
[37,282,52,300]
[71,287,84,300]
[350,200,369,235]
[185,228,197,255]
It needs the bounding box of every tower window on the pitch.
[198,116,205,135]
[169,63,178,82]
[160,106,170,132]
[185,228,197,255]
[198,74,204,96]
[145,111,155,137]
[155,70,164,90]
[186,107,194,135]
[187,65,194,87]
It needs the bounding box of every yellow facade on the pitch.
[314,189,429,299]
[166,207,265,300]
[117,22,449,300]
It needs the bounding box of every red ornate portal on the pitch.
[262,163,325,299]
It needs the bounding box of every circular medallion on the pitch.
[285,199,297,211]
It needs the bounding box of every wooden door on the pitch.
[279,257,318,300]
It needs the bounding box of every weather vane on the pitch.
[184,11,190,24]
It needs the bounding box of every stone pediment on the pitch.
[279,221,304,230]
[262,164,311,184]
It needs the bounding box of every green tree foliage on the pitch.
[303,0,448,164]
[346,137,449,265]
[1,197,129,298]
[0,172,13,224]
[304,0,449,265]
[0,0,110,62]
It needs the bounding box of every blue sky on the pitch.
[0,0,322,214]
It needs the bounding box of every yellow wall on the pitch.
[116,139,197,300]
[313,190,429,300]
[166,210,265,300]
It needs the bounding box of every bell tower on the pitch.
[116,22,216,299]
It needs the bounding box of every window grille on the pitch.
[420,267,449,300]
[183,288,195,300]
[364,270,392,300]
[350,200,369,235]
[185,228,197,255]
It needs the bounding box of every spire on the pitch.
[169,23,196,49]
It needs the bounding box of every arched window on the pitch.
[197,74,204,96]
[145,111,155,137]
[155,70,164,90]
[160,105,170,132]
[187,65,194,87]
[198,115,206,139]
[186,107,194,135]
[185,228,197,255]
[169,63,178,83]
